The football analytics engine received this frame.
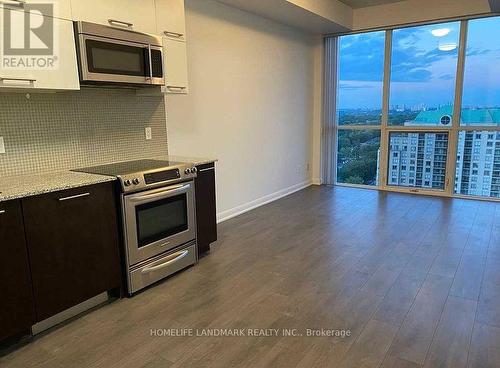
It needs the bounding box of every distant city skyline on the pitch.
[337,17,500,110]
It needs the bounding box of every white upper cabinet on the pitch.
[70,0,157,35]
[0,0,72,20]
[163,37,188,94]
[154,0,189,94]
[0,13,79,91]
[155,0,186,41]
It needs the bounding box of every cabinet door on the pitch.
[162,37,189,94]
[195,163,217,255]
[155,0,186,41]
[0,200,35,341]
[0,0,72,20]
[0,14,79,91]
[23,183,121,322]
[71,0,156,34]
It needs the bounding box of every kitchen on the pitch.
[1,0,500,367]
[1,0,221,348]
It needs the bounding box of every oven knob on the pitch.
[124,179,132,186]
[185,168,191,174]
[192,167,197,173]
[132,178,140,185]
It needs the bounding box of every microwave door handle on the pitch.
[147,44,153,82]
[129,183,191,202]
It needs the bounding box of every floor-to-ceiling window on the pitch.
[328,15,500,200]
[455,17,500,198]
[385,21,460,194]
[335,31,384,186]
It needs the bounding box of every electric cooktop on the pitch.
[74,159,198,193]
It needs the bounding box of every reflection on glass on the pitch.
[455,131,500,198]
[461,16,500,126]
[388,22,460,126]
[337,31,385,125]
[387,132,449,190]
[337,130,381,185]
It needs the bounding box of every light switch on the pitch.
[0,137,5,154]
[145,127,152,140]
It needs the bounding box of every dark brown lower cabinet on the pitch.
[0,200,35,341]
[22,182,121,322]
[195,162,218,255]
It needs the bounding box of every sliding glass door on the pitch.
[329,15,500,200]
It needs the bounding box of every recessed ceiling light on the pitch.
[439,43,457,51]
[431,28,450,37]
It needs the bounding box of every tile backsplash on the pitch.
[0,88,168,176]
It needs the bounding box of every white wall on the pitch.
[166,0,318,222]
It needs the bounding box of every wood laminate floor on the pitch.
[1,186,499,368]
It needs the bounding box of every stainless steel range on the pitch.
[75,159,198,295]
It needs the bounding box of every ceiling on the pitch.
[339,0,406,8]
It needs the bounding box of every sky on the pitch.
[337,16,500,110]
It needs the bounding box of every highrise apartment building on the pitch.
[385,107,500,198]
[455,130,500,197]
[388,132,448,189]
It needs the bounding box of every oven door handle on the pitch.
[141,250,189,274]
[129,183,191,202]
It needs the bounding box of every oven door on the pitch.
[123,182,196,266]
[78,34,164,85]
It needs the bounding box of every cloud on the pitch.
[391,46,457,82]
[339,83,379,90]
[466,48,491,57]
[338,32,385,82]
[438,74,454,80]
[339,26,460,83]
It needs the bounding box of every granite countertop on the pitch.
[0,171,116,202]
[167,155,218,166]
[0,156,217,202]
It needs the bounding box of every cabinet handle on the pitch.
[167,86,186,91]
[58,193,90,202]
[0,210,6,215]
[198,167,214,173]
[163,31,184,38]
[0,77,36,84]
[108,19,134,28]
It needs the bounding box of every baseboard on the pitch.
[217,180,312,223]
[312,178,322,185]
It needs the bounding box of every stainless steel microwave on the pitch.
[74,21,164,86]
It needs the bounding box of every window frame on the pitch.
[328,15,500,202]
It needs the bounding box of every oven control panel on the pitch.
[120,165,197,193]
[144,169,181,185]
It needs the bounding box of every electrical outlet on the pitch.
[145,127,152,140]
[0,137,5,154]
